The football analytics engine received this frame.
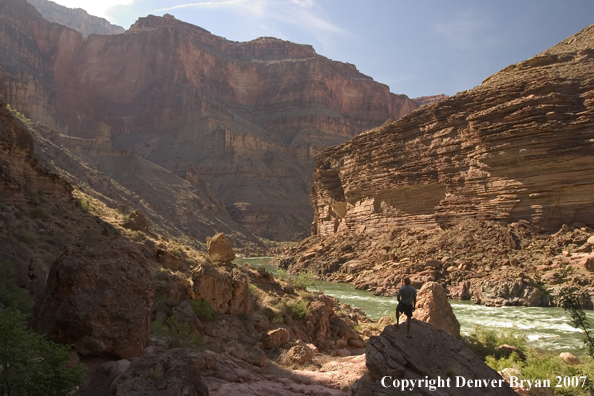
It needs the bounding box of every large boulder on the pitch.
[33,238,154,359]
[207,233,235,263]
[414,282,461,337]
[353,321,517,396]
[110,349,208,396]
[191,263,253,315]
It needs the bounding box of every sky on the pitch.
[48,0,594,98]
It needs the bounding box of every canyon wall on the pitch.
[0,0,420,240]
[311,24,594,237]
[26,0,125,37]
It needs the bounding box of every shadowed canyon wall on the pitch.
[311,24,594,237]
[0,0,420,240]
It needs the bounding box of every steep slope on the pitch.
[29,122,264,251]
[277,24,594,306]
[26,0,125,37]
[0,0,420,240]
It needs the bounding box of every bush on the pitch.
[291,271,319,290]
[0,305,85,396]
[0,260,33,314]
[150,317,202,349]
[78,199,93,212]
[287,299,310,320]
[190,298,216,321]
[462,325,527,361]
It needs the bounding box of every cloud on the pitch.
[152,0,347,39]
[153,0,248,12]
[433,11,499,51]
[50,0,135,22]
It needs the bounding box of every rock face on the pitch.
[414,282,460,338]
[26,0,125,37]
[110,349,209,396]
[0,0,420,240]
[191,262,253,315]
[353,321,517,396]
[33,238,154,359]
[207,233,235,263]
[311,24,594,238]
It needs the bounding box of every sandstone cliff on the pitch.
[26,0,125,37]
[0,0,420,240]
[311,24,594,236]
[277,24,594,306]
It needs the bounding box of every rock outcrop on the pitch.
[110,349,209,396]
[311,24,594,238]
[353,321,517,396]
[26,0,125,37]
[33,238,154,359]
[206,233,235,263]
[414,282,460,338]
[0,0,420,240]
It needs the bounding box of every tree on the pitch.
[558,286,594,358]
[0,305,85,396]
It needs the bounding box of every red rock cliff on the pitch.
[0,0,420,240]
[311,24,594,237]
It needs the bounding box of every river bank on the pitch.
[237,257,594,356]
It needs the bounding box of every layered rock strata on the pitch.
[311,24,594,237]
[0,0,420,239]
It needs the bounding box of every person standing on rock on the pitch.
[395,277,416,338]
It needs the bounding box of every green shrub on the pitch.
[248,283,259,297]
[277,269,288,281]
[287,299,310,320]
[78,199,93,212]
[462,325,527,361]
[190,298,216,321]
[0,305,85,396]
[0,260,34,315]
[151,294,172,316]
[292,270,319,290]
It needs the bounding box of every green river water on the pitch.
[236,257,594,356]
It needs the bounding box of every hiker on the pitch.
[395,277,416,338]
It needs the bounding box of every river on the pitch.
[237,257,593,356]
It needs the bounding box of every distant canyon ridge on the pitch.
[0,0,434,240]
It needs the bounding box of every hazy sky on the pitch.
[48,0,594,98]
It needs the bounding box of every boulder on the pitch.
[207,233,235,263]
[262,328,290,349]
[192,262,233,313]
[559,352,581,365]
[583,254,594,272]
[353,321,517,395]
[287,344,314,364]
[122,209,150,232]
[110,349,209,396]
[191,263,254,315]
[496,344,526,361]
[304,294,335,345]
[33,239,154,359]
[414,282,461,337]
